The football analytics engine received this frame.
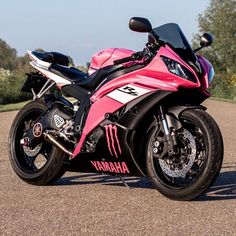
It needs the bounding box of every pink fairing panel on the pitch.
[197,56,212,89]
[73,45,201,158]
[89,48,116,71]
[73,88,155,158]
[72,96,123,157]
[91,45,200,102]
[89,48,134,73]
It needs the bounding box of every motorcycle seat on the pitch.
[76,65,123,90]
[31,50,127,91]
[50,64,87,83]
[50,64,123,91]
[31,51,70,66]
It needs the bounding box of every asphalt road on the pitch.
[0,100,235,235]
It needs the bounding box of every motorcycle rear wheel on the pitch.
[146,109,223,200]
[8,101,66,185]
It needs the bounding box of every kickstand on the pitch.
[119,175,130,189]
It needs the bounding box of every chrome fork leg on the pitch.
[158,106,176,156]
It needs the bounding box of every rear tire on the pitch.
[146,109,223,200]
[8,101,66,185]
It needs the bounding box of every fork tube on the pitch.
[159,106,177,156]
[159,106,170,137]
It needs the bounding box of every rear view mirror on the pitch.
[200,33,214,47]
[129,17,152,33]
[194,33,214,52]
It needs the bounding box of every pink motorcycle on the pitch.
[9,17,223,200]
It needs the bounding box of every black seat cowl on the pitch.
[32,51,69,66]
[50,64,87,83]
[77,64,123,91]
[50,63,123,91]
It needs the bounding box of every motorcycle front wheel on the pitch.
[8,101,66,185]
[146,109,223,201]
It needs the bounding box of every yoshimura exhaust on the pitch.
[43,132,73,157]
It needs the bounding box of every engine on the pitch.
[47,106,72,130]
[47,106,75,142]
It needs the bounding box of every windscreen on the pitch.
[152,23,197,65]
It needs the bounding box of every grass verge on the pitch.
[0,100,30,112]
[0,97,76,112]
[210,96,236,104]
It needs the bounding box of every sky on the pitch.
[0,0,210,65]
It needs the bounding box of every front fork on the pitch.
[158,106,178,156]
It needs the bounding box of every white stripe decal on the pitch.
[107,84,150,104]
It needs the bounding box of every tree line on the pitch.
[0,0,235,104]
[0,42,88,104]
[193,0,236,99]
[0,39,32,104]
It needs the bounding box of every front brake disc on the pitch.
[158,129,196,178]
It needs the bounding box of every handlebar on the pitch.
[113,56,134,65]
[113,51,145,65]
[113,43,158,65]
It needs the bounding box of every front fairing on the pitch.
[152,23,197,67]
[153,45,201,88]
[198,56,214,89]
[90,44,201,102]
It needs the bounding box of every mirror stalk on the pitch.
[193,46,204,53]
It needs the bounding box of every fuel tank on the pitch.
[88,48,134,74]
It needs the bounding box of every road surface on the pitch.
[0,100,235,235]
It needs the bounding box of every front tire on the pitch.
[146,109,223,200]
[8,101,66,185]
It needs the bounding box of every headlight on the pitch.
[161,56,197,83]
[208,66,214,85]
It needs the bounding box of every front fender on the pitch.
[167,105,207,120]
[166,105,207,130]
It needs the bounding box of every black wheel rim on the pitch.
[13,108,53,174]
[151,117,208,189]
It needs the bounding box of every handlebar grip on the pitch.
[113,51,146,65]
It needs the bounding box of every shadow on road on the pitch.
[55,173,154,189]
[197,162,236,201]
[56,167,236,201]
[198,170,236,201]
